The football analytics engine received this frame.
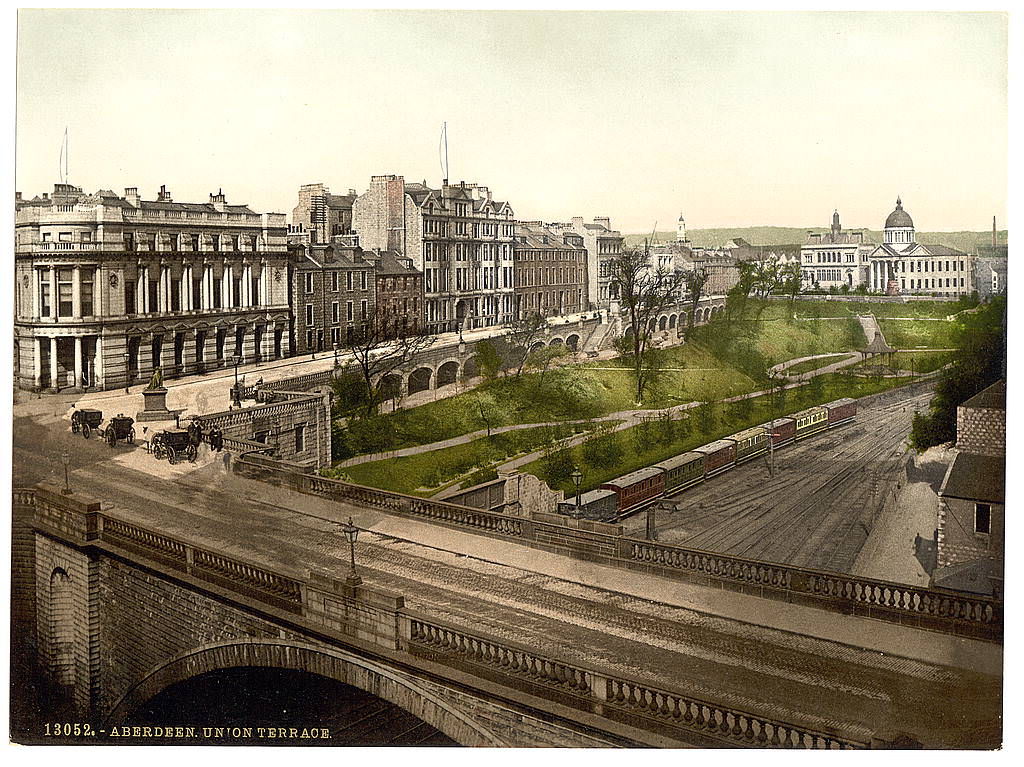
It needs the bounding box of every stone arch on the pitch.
[105,640,507,747]
[549,337,563,346]
[668,314,677,329]
[565,334,580,352]
[648,318,657,332]
[462,356,478,380]
[703,307,711,322]
[529,341,545,353]
[623,325,634,338]
[48,568,76,687]
[379,373,403,401]
[658,316,667,331]
[437,360,460,387]
[408,367,432,395]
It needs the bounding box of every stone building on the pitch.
[14,184,290,392]
[973,243,1007,301]
[352,175,516,335]
[512,221,589,320]
[934,380,1005,596]
[366,249,425,338]
[549,217,624,308]
[291,183,358,244]
[288,240,375,355]
[800,210,873,290]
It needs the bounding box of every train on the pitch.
[557,397,857,521]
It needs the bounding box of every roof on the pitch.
[961,380,1005,411]
[931,558,1002,597]
[863,331,896,355]
[605,467,664,486]
[976,244,1008,258]
[884,198,914,229]
[653,451,705,471]
[565,489,617,505]
[139,200,257,215]
[695,439,736,454]
[373,249,421,276]
[919,243,966,257]
[730,426,766,440]
[940,452,1005,503]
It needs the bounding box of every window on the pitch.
[295,423,306,453]
[304,272,314,293]
[81,269,95,316]
[305,304,314,326]
[360,271,367,290]
[57,269,74,317]
[331,302,339,324]
[346,301,353,322]
[331,272,339,292]
[305,329,314,350]
[360,299,367,320]
[346,272,353,291]
[975,503,991,535]
[40,273,51,317]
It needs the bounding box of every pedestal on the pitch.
[136,387,173,422]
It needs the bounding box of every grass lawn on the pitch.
[850,350,953,375]
[876,318,958,350]
[783,354,852,375]
[331,422,598,496]
[522,373,919,495]
[790,298,967,319]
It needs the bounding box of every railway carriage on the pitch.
[792,406,829,440]
[694,439,737,478]
[761,417,796,448]
[730,426,768,463]
[600,467,666,514]
[654,451,706,494]
[558,489,618,521]
[824,398,857,427]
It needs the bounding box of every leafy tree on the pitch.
[506,312,549,378]
[582,430,622,470]
[468,390,504,437]
[539,447,576,488]
[910,296,1006,451]
[657,410,676,443]
[475,340,504,383]
[683,266,712,339]
[695,402,717,434]
[330,371,373,418]
[781,262,803,317]
[610,245,685,405]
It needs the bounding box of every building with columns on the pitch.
[512,221,589,320]
[14,183,290,392]
[352,175,516,335]
[864,199,974,298]
[800,210,873,290]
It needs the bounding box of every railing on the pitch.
[234,456,1002,642]
[408,615,864,749]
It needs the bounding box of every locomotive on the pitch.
[558,397,858,521]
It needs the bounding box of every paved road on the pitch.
[13,400,1001,748]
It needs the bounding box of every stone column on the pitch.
[49,337,58,390]
[94,336,104,389]
[223,264,233,308]
[72,266,82,318]
[49,267,58,320]
[33,337,42,389]
[202,265,212,310]
[73,336,83,389]
[182,265,192,311]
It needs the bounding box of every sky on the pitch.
[15,9,1008,234]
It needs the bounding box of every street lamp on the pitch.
[571,468,583,517]
[341,516,362,586]
[61,449,72,496]
[333,342,339,368]
[123,351,131,394]
[231,354,243,408]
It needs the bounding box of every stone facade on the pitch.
[288,241,375,355]
[512,221,589,320]
[290,183,356,244]
[366,249,424,337]
[14,184,290,392]
[352,175,516,335]
[549,217,624,308]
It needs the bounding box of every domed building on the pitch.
[866,198,974,297]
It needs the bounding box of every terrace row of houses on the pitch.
[13,179,622,392]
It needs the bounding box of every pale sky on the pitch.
[15,9,1008,233]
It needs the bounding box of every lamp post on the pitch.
[61,449,72,495]
[333,342,339,368]
[341,517,362,586]
[231,354,242,408]
[571,468,583,518]
[123,351,131,394]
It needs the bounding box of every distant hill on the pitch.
[623,227,1008,255]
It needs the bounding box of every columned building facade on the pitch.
[352,175,516,335]
[14,184,290,392]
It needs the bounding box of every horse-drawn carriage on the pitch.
[103,414,136,447]
[151,428,198,464]
[70,408,104,439]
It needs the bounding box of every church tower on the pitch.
[831,209,841,240]
[676,213,687,243]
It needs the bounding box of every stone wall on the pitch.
[957,406,1005,457]
[936,496,1005,569]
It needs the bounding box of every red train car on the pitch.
[601,467,666,514]
[824,398,857,427]
[760,417,796,448]
[694,439,737,478]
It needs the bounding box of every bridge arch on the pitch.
[565,334,580,352]
[549,337,563,347]
[378,373,403,401]
[658,316,667,331]
[408,367,432,395]
[106,639,507,747]
[462,356,478,380]
[436,360,460,387]
[529,341,545,353]
[668,314,677,329]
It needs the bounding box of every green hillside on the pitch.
[623,227,1008,254]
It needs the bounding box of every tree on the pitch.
[506,312,549,378]
[468,390,503,437]
[781,262,803,317]
[610,245,685,405]
[475,340,504,383]
[342,306,436,417]
[910,296,1006,452]
[683,266,712,339]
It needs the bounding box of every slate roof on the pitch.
[961,380,1005,410]
[139,200,257,215]
[931,558,1002,597]
[940,452,1005,503]
[863,331,895,355]
[373,249,421,276]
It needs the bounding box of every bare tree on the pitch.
[683,266,711,338]
[610,244,684,405]
[506,312,549,378]
[342,306,436,416]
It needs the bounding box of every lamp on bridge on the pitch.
[61,449,72,496]
[123,351,131,394]
[341,516,362,586]
[231,354,243,409]
[571,468,583,518]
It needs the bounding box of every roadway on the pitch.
[12,399,1002,749]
